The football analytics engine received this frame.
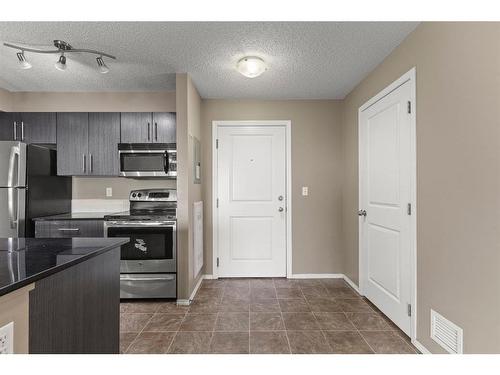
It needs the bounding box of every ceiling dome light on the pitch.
[55,54,66,71]
[16,51,32,69]
[96,56,109,74]
[237,56,266,78]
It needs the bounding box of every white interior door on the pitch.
[359,78,414,335]
[216,125,287,277]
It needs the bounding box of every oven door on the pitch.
[105,221,176,273]
[119,149,176,178]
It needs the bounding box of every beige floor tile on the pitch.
[250,287,277,299]
[250,312,285,331]
[120,313,153,332]
[287,330,332,353]
[250,279,275,289]
[195,288,224,300]
[323,331,374,354]
[215,312,249,331]
[326,287,359,298]
[209,332,249,354]
[156,302,190,314]
[276,287,304,299]
[224,287,251,300]
[201,279,226,289]
[179,313,217,331]
[120,302,160,313]
[120,332,138,354]
[250,299,281,312]
[127,332,176,354]
[168,332,213,354]
[300,286,330,298]
[143,313,185,332]
[360,331,416,354]
[273,278,300,288]
[282,312,320,330]
[306,297,343,312]
[278,299,311,312]
[250,331,290,354]
[314,312,356,330]
[188,299,219,314]
[345,312,391,331]
[218,299,250,312]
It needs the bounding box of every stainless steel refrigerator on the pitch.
[0,141,72,238]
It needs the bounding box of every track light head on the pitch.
[96,56,109,74]
[17,51,32,70]
[55,54,66,71]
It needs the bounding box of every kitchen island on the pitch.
[0,237,129,354]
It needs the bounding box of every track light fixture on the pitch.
[55,53,66,71]
[16,51,32,69]
[4,39,116,73]
[96,56,109,74]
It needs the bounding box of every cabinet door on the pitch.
[0,112,15,140]
[88,112,120,176]
[152,112,176,143]
[19,112,57,144]
[120,112,152,143]
[57,113,89,176]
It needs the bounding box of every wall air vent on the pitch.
[430,309,463,354]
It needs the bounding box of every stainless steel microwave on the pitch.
[118,143,177,178]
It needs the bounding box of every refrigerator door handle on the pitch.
[7,144,20,187]
[8,188,17,229]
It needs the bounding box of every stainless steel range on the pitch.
[104,189,177,299]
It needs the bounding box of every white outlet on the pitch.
[0,322,14,354]
[302,186,309,196]
[106,187,113,197]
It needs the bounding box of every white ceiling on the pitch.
[0,22,418,99]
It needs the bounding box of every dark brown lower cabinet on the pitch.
[29,247,120,354]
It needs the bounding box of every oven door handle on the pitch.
[120,276,175,282]
[106,222,176,227]
[163,151,170,174]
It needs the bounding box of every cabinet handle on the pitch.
[89,153,93,173]
[155,122,158,141]
[147,122,151,141]
[82,154,86,173]
[13,121,17,140]
[21,121,24,141]
[57,228,80,232]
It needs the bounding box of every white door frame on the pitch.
[212,120,292,279]
[358,67,417,341]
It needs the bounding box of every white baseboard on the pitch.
[343,275,361,294]
[412,339,431,354]
[289,273,344,279]
[203,274,215,280]
[176,274,211,306]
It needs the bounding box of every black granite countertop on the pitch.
[32,212,118,220]
[0,237,129,296]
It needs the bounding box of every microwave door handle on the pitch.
[164,151,170,174]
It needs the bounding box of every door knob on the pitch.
[278,195,284,201]
[358,210,367,217]
[278,207,284,212]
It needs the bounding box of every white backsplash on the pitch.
[71,199,129,213]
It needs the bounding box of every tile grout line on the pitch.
[123,308,159,354]
[273,279,292,354]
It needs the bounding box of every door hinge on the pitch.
[407,203,412,215]
[216,257,219,267]
[407,101,412,114]
[407,303,412,317]
[216,139,219,149]
[216,198,219,208]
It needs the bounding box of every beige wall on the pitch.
[0,87,13,111]
[176,74,203,300]
[342,22,500,353]
[0,284,34,353]
[201,100,344,276]
[7,91,176,199]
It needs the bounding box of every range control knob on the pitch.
[132,193,137,198]
[137,193,142,198]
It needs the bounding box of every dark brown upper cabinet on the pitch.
[57,112,120,176]
[120,112,176,144]
[0,112,56,143]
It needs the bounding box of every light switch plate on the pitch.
[106,187,113,197]
[0,322,14,354]
[302,186,309,196]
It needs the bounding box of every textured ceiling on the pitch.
[0,22,418,99]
